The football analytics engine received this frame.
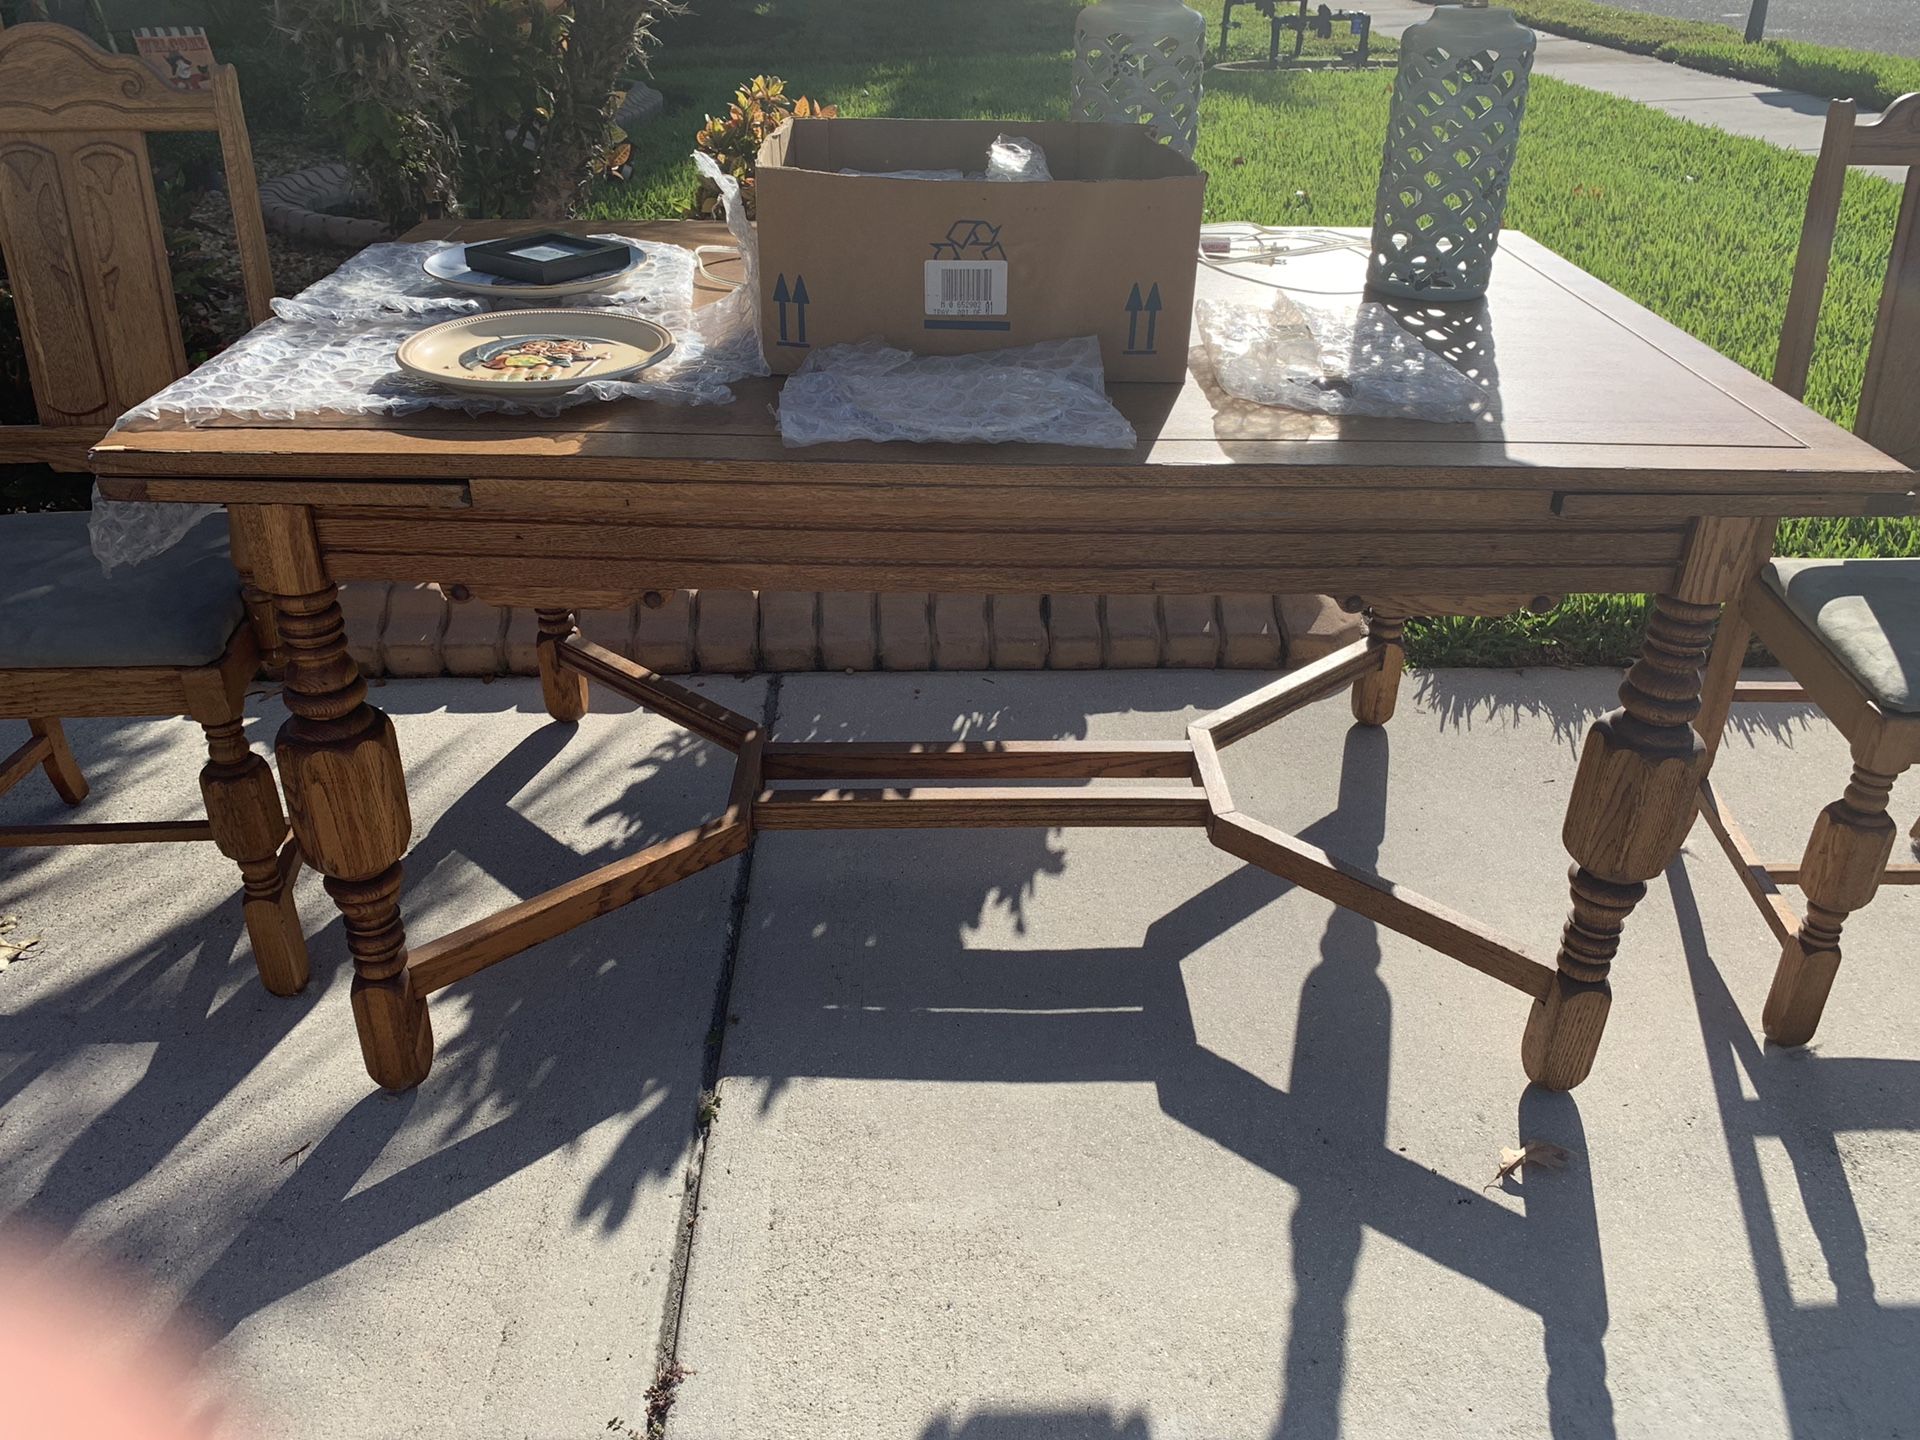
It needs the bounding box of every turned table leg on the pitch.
[536,607,589,722]
[1349,610,1407,726]
[200,715,308,996]
[1524,593,1721,1089]
[235,503,428,1090]
[275,583,427,1087]
[1763,756,1902,1045]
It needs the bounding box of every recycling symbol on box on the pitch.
[931,220,1007,260]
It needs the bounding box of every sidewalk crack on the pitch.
[645,672,781,1437]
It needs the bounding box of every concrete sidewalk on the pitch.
[1362,0,1905,181]
[670,670,1920,1438]
[3,671,1918,1437]
[0,678,765,1439]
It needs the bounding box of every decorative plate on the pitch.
[421,241,645,299]
[395,311,674,397]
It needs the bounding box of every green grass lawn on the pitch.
[593,0,1910,666]
[1500,0,1920,111]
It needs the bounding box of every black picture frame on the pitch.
[462,233,633,285]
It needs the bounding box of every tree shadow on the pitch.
[0,685,755,1354]
[0,712,215,904]
[7,671,1615,1436]
[735,679,1613,1439]
[1412,666,1828,755]
[1668,859,1920,1437]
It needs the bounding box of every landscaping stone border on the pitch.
[258,162,392,249]
[614,80,665,131]
[337,586,1362,677]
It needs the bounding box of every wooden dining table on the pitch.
[91,220,1913,1095]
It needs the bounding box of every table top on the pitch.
[93,221,1910,510]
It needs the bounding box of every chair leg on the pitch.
[200,716,309,996]
[536,607,589,722]
[29,718,89,805]
[1349,611,1407,726]
[1763,757,1901,1047]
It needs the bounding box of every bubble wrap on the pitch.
[778,336,1135,450]
[1197,293,1489,423]
[88,491,222,578]
[687,152,769,385]
[270,237,695,327]
[832,135,1050,183]
[986,134,1050,182]
[94,154,770,571]
[110,310,733,430]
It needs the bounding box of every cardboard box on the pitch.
[755,118,1205,383]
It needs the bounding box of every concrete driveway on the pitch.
[3,670,1915,1438]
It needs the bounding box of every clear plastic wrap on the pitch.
[985,134,1051,182]
[1197,293,1489,423]
[270,237,695,327]
[108,312,735,430]
[778,336,1135,449]
[685,151,770,383]
[88,487,218,576]
[831,135,1050,182]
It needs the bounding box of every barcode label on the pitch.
[924,260,1008,316]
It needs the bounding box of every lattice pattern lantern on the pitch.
[1072,0,1207,159]
[1367,1,1536,301]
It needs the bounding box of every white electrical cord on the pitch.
[1198,223,1370,295]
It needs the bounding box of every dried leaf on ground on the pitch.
[1486,1140,1573,1189]
[0,915,40,972]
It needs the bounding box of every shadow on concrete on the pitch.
[0,699,747,1349]
[0,712,215,907]
[1669,859,1920,1437]
[5,670,1651,1434]
[746,683,1615,1439]
[1751,87,1849,119]
[920,1413,1152,1440]
[1412,666,1827,755]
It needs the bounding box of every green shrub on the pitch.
[280,0,462,226]
[223,39,314,132]
[280,0,676,226]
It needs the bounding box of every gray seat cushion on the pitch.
[1763,557,1920,714]
[0,510,244,669]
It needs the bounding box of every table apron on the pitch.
[301,506,1693,603]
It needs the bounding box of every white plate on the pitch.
[395,310,674,397]
[421,241,645,299]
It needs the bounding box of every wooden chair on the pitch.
[0,26,303,994]
[1697,92,1920,1046]
[0,21,273,472]
[0,510,308,994]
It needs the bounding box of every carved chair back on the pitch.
[0,22,273,463]
[1775,92,1920,469]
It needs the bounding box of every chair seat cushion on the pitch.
[1763,557,1920,714]
[0,510,244,669]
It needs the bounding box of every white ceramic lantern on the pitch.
[1072,0,1207,159]
[1367,0,1536,300]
